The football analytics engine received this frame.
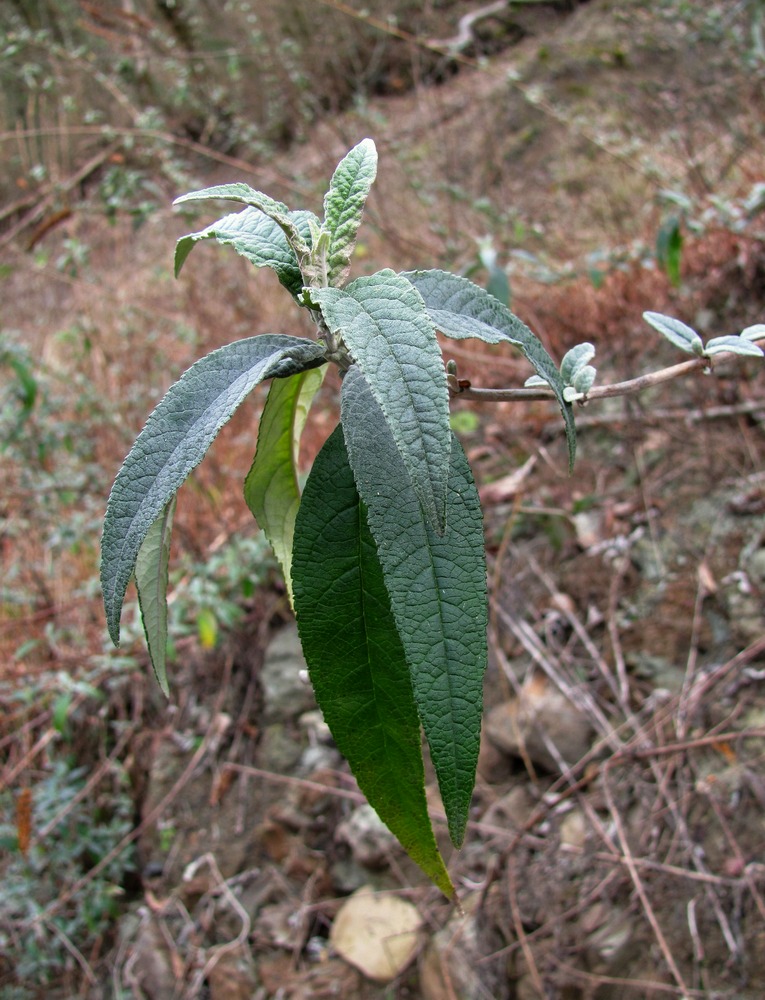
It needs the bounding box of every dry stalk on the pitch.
[43,918,98,989]
[601,759,691,996]
[184,853,252,999]
[491,600,620,751]
[700,786,765,923]
[506,858,546,997]
[223,762,366,806]
[675,562,713,741]
[551,958,709,998]
[1,727,59,791]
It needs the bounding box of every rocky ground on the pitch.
[103,381,765,999]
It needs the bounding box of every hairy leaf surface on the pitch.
[135,497,176,696]
[292,425,454,897]
[174,183,313,273]
[323,138,378,286]
[175,208,316,299]
[642,311,703,355]
[402,268,576,469]
[102,336,326,644]
[315,270,450,532]
[340,366,487,846]
[244,367,326,605]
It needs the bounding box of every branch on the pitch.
[449,347,764,405]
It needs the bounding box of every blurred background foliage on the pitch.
[0,0,467,209]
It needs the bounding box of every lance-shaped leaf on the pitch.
[322,138,378,286]
[315,270,450,533]
[643,311,704,355]
[244,366,326,606]
[704,335,764,358]
[175,208,316,300]
[292,425,454,897]
[174,183,313,273]
[135,497,176,696]
[101,335,327,645]
[401,268,577,470]
[340,366,487,847]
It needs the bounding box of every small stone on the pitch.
[420,894,493,1000]
[583,902,637,971]
[481,786,535,832]
[485,673,594,773]
[256,723,304,773]
[336,804,398,868]
[261,624,316,724]
[559,807,588,850]
[330,886,422,982]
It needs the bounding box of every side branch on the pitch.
[450,353,761,404]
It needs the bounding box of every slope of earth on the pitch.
[1,1,764,997]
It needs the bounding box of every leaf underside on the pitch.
[402,268,576,470]
[292,425,454,898]
[174,183,314,274]
[134,497,176,696]
[315,269,451,533]
[244,367,326,606]
[642,311,703,354]
[175,208,316,299]
[340,365,487,847]
[101,335,326,645]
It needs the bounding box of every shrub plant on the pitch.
[101,139,763,897]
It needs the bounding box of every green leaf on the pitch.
[292,425,454,897]
[340,366,487,847]
[244,366,326,606]
[314,270,450,533]
[175,208,316,300]
[197,607,218,649]
[705,335,764,358]
[643,311,704,355]
[486,264,511,307]
[322,138,378,286]
[656,215,683,287]
[174,183,313,273]
[101,335,326,646]
[560,342,595,384]
[741,324,765,343]
[135,497,176,696]
[402,268,576,471]
[52,693,72,736]
[570,364,597,397]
